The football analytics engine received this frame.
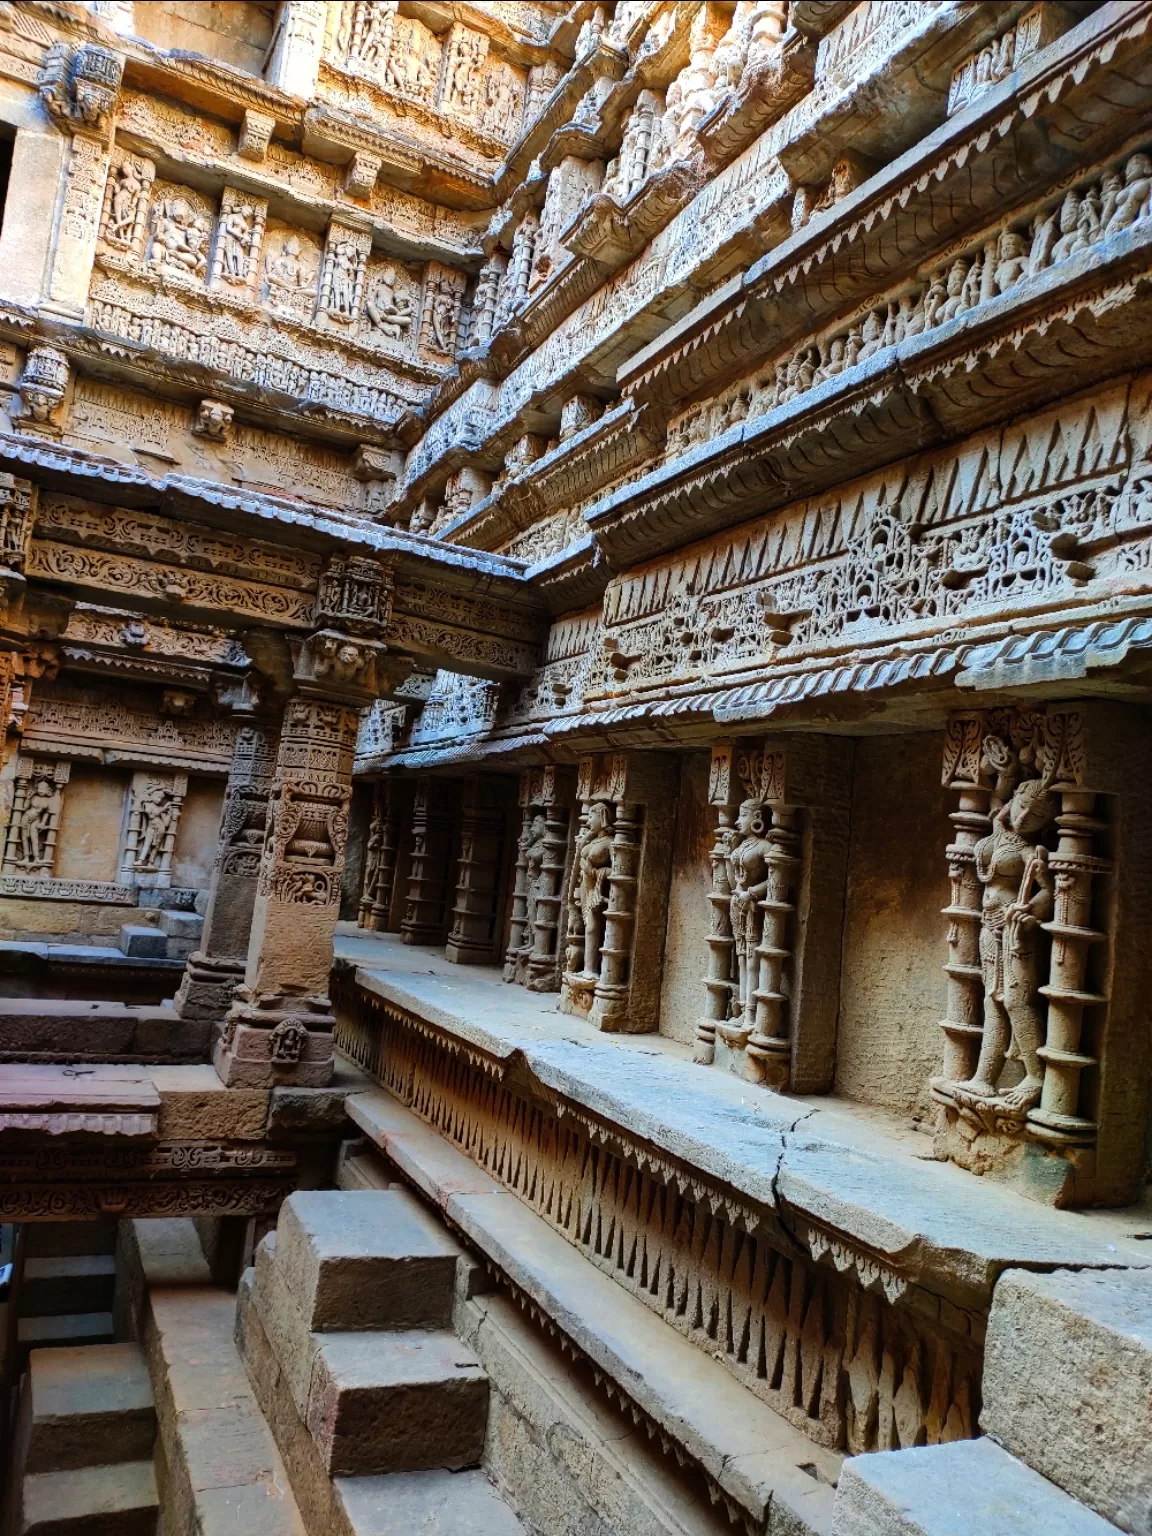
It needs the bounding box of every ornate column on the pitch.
[696,744,737,1064]
[215,696,359,1087]
[1034,789,1109,1144]
[445,776,510,964]
[503,766,571,990]
[561,753,675,1033]
[174,707,279,1026]
[745,802,801,1089]
[937,713,995,1085]
[215,553,396,1087]
[358,779,402,931]
[401,778,457,945]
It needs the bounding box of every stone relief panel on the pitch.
[118,769,189,887]
[2,759,70,878]
[322,2,527,151]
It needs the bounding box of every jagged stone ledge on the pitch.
[335,933,1152,1319]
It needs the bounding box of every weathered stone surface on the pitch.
[831,1439,1118,1536]
[19,1460,158,1535]
[306,1329,489,1477]
[982,1267,1152,1533]
[20,1342,154,1473]
[275,1188,462,1331]
[335,1469,527,1535]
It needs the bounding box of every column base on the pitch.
[172,952,245,1022]
[214,988,335,1088]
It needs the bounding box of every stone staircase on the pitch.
[6,1341,158,1535]
[237,1187,527,1534]
[14,1222,118,1370]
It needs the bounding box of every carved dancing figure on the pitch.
[568,801,613,977]
[961,774,1056,1111]
[135,785,177,870]
[107,160,145,245]
[725,797,775,1024]
[219,205,254,283]
[429,287,456,353]
[17,777,59,867]
[264,235,313,309]
[328,240,360,318]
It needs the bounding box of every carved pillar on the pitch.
[504,766,572,990]
[118,771,188,889]
[214,697,359,1088]
[469,252,508,348]
[745,805,801,1088]
[938,713,994,1085]
[358,779,403,931]
[1034,790,1109,1143]
[174,712,279,1025]
[696,744,736,1064]
[401,778,457,945]
[561,753,675,1033]
[265,0,328,97]
[445,775,510,964]
[1,758,69,877]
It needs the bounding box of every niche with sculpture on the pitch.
[931,707,1122,1200]
[504,765,573,992]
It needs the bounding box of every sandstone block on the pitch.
[334,1469,527,1534]
[19,1460,157,1535]
[305,1330,488,1477]
[21,1343,154,1474]
[118,924,168,958]
[982,1266,1152,1533]
[148,1064,268,1140]
[276,1188,461,1331]
[831,1439,1118,1535]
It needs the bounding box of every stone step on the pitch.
[18,1460,158,1535]
[17,1313,115,1351]
[18,1342,155,1474]
[830,1438,1119,1535]
[276,1187,461,1332]
[118,925,168,959]
[334,1469,526,1535]
[306,1329,489,1478]
[982,1266,1152,1532]
[20,1255,117,1318]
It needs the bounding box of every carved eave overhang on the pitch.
[589,224,1152,566]
[622,0,1152,418]
[405,1,566,63]
[495,32,629,200]
[120,41,303,137]
[777,0,1039,185]
[525,535,606,616]
[694,29,816,167]
[57,602,250,694]
[0,436,548,682]
[787,2,858,42]
[440,400,655,552]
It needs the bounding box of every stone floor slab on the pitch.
[335,1469,527,1534]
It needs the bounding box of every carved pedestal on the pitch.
[174,716,278,1025]
[697,737,852,1093]
[932,704,1152,1205]
[214,698,359,1089]
[445,775,514,965]
[560,753,675,1033]
[503,765,573,992]
[400,777,457,945]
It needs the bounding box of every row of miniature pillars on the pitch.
[941,776,1108,1140]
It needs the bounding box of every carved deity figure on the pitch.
[365,265,413,340]
[1104,152,1152,236]
[106,159,147,246]
[725,798,775,1023]
[328,240,361,318]
[522,812,549,941]
[961,773,1056,1111]
[429,287,456,353]
[148,198,208,280]
[568,800,613,977]
[219,204,255,283]
[264,235,314,311]
[135,785,178,870]
[384,20,435,98]
[17,777,59,868]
